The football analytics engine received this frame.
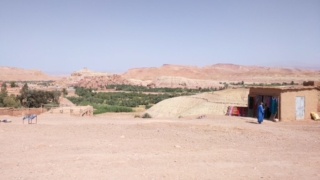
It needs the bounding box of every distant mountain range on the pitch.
[0,66,58,81]
[1,64,319,88]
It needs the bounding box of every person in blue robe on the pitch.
[257,102,264,124]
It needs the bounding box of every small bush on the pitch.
[145,104,153,109]
[142,113,152,118]
[134,114,140,118]
[93,105,133,114]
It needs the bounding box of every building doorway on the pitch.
[295,96,305,120]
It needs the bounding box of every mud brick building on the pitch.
[248,86,319,121]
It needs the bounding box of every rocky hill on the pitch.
[4,64,319,89]
[122,64,320,83]
[56,68,131,89]
[0,66,58,81]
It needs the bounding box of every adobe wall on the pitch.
[47,106,93,116]
[280,89,318,121]
[0,108,47,116]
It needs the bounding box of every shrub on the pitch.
[62,88,68,96]
[134,114,140,118]
[142,113,152,118]
[145,104,153,109]
[3,96,20,108]
[10,81,17,88]
[93,105,133,114]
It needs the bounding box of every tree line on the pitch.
[0,83,61,108]
[105,84,222,93]
[68,86,187,108]
[67,86,213,114]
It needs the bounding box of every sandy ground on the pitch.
[1,114,320,180]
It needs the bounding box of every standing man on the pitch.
[257,102,264,124]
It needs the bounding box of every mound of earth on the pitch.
[145,88,249,118]
[0,66,58,81]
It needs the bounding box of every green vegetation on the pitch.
[0,82,20,108]
[145,104,153,109]
[68,87,179,111]
[16,83,61,108]
[62,88,68,96]
[67,84,231,114]
[105,84,222,93]
[67,85,227,114]
[142,113,152,118]
[10,81,17,88]
[69,86,194,108]
[92,104,133,114]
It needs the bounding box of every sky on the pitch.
[0,0,319,74]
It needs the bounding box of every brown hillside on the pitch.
[122,64,320,83]
[0,66,58,81]
[57,68,222,89]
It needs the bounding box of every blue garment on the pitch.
[257,105,264,123]
[23,114,37,120]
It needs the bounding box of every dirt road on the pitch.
[1,114,319,180]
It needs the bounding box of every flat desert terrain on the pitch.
[1,114,320,180]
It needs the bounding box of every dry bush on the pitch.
[142,113,152,118]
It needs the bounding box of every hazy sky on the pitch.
[1,0,319,74]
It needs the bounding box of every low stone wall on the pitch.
[47,106,93,116]
[0,108,47,116]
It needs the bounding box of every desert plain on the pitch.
[0,64,320,180]
[1,113,320,180]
